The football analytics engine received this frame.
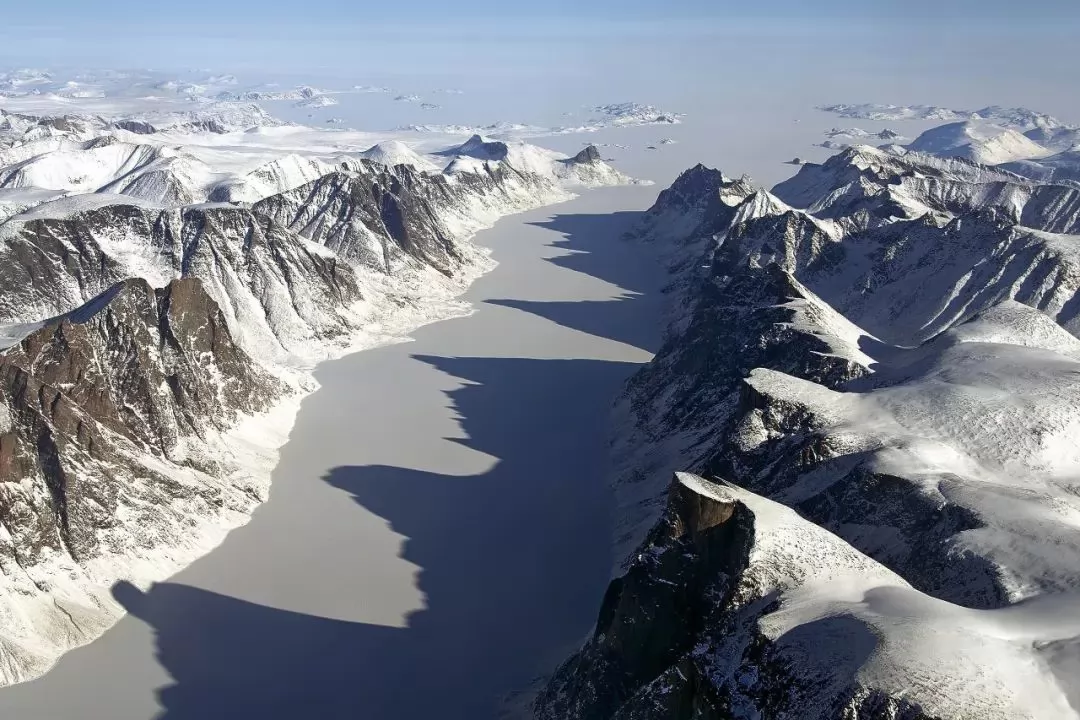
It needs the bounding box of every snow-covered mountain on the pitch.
[0,115,639,686]
[437,135,642,187]
[772,145,1080,238]
[537,146,1080,719]
[822,104,1080,184]
[358,140,439,172]
[825,127,905,141]
[0,276,290,684]
[588,103,683,126]
[0,136,210,205]
[820,103,1064,128]
[905,120,1054,165]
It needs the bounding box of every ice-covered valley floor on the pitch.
[0,184,668,719]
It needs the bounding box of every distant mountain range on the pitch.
[819,102,1080,183]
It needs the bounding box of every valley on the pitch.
[1,51,1080,719]
[0,182,666,720]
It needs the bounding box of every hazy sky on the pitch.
[2,0,1077,121]
[3,0,1078,26]
[3,0,1077,70]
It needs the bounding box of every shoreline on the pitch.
[0,184,574,689]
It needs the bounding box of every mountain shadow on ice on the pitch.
[487,210,663,352]
[112,355,643,720]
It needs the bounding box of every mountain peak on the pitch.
[570,145,601,163]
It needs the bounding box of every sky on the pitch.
[2,0,1078,71]
[1,0,1078,123]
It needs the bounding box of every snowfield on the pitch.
[0,93,643,687]
[538,118,1080,719]
[816,102,1080,182]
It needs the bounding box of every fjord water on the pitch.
[0,183,666,719]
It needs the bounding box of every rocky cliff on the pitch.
[538,145,1080,719]
[0,122,639,685]
[0,277,286,681]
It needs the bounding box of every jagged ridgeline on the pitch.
[538,146,1080,719]
[0,120,632,685]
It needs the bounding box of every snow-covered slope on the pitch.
[906,120,1054,165]
[773,144,1080,238]
[826,105,1080,185]
[207,153,335,203]
[358,140,439,172]
[539,472,1080,720]
[825,127,905,142]
[0,125,337,207]
[436,135,641,187]
[538,146,1080,719]
[0,277,291,684]
[0,137,209,205]
[0,112,642,687]
[0,117,641,217]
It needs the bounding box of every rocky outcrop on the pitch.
[253,164,487,275]
[0,277,288,681]
[571,145,602,164]
[542,148,1080,719]
[3,277,282,465]
[542,474,1080,719]
[536,475,755,720]
[0,200,363,364]
[536,475,957,720]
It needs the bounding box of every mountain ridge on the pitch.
[537,144,1080,719]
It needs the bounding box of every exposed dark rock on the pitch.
[571,145,602,163]
[536,476,946,720]
[535,477,754,720]
[541,149,1080,718]
[112,119,157,135]
[0,276,283,564]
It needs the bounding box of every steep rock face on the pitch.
[537,476,952,720]
[537,475,756,720]
[774,145,1080,235]
[541,475,1080,720]
[628,164,755,250]
[0,277,287,681]
[252,156,614,280]
[3,277,282,464]
[253,165,479,275]
[571,145,602,164]
[543,149,1080,719]
[622,165,756,330]
[0,200,363,364]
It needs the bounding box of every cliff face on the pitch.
[537,476,943,720]
[2,277,282,466]
[0,277,287,680]
[0,126,642,685]
[0,202,363,364]
[540,148,1080,720]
